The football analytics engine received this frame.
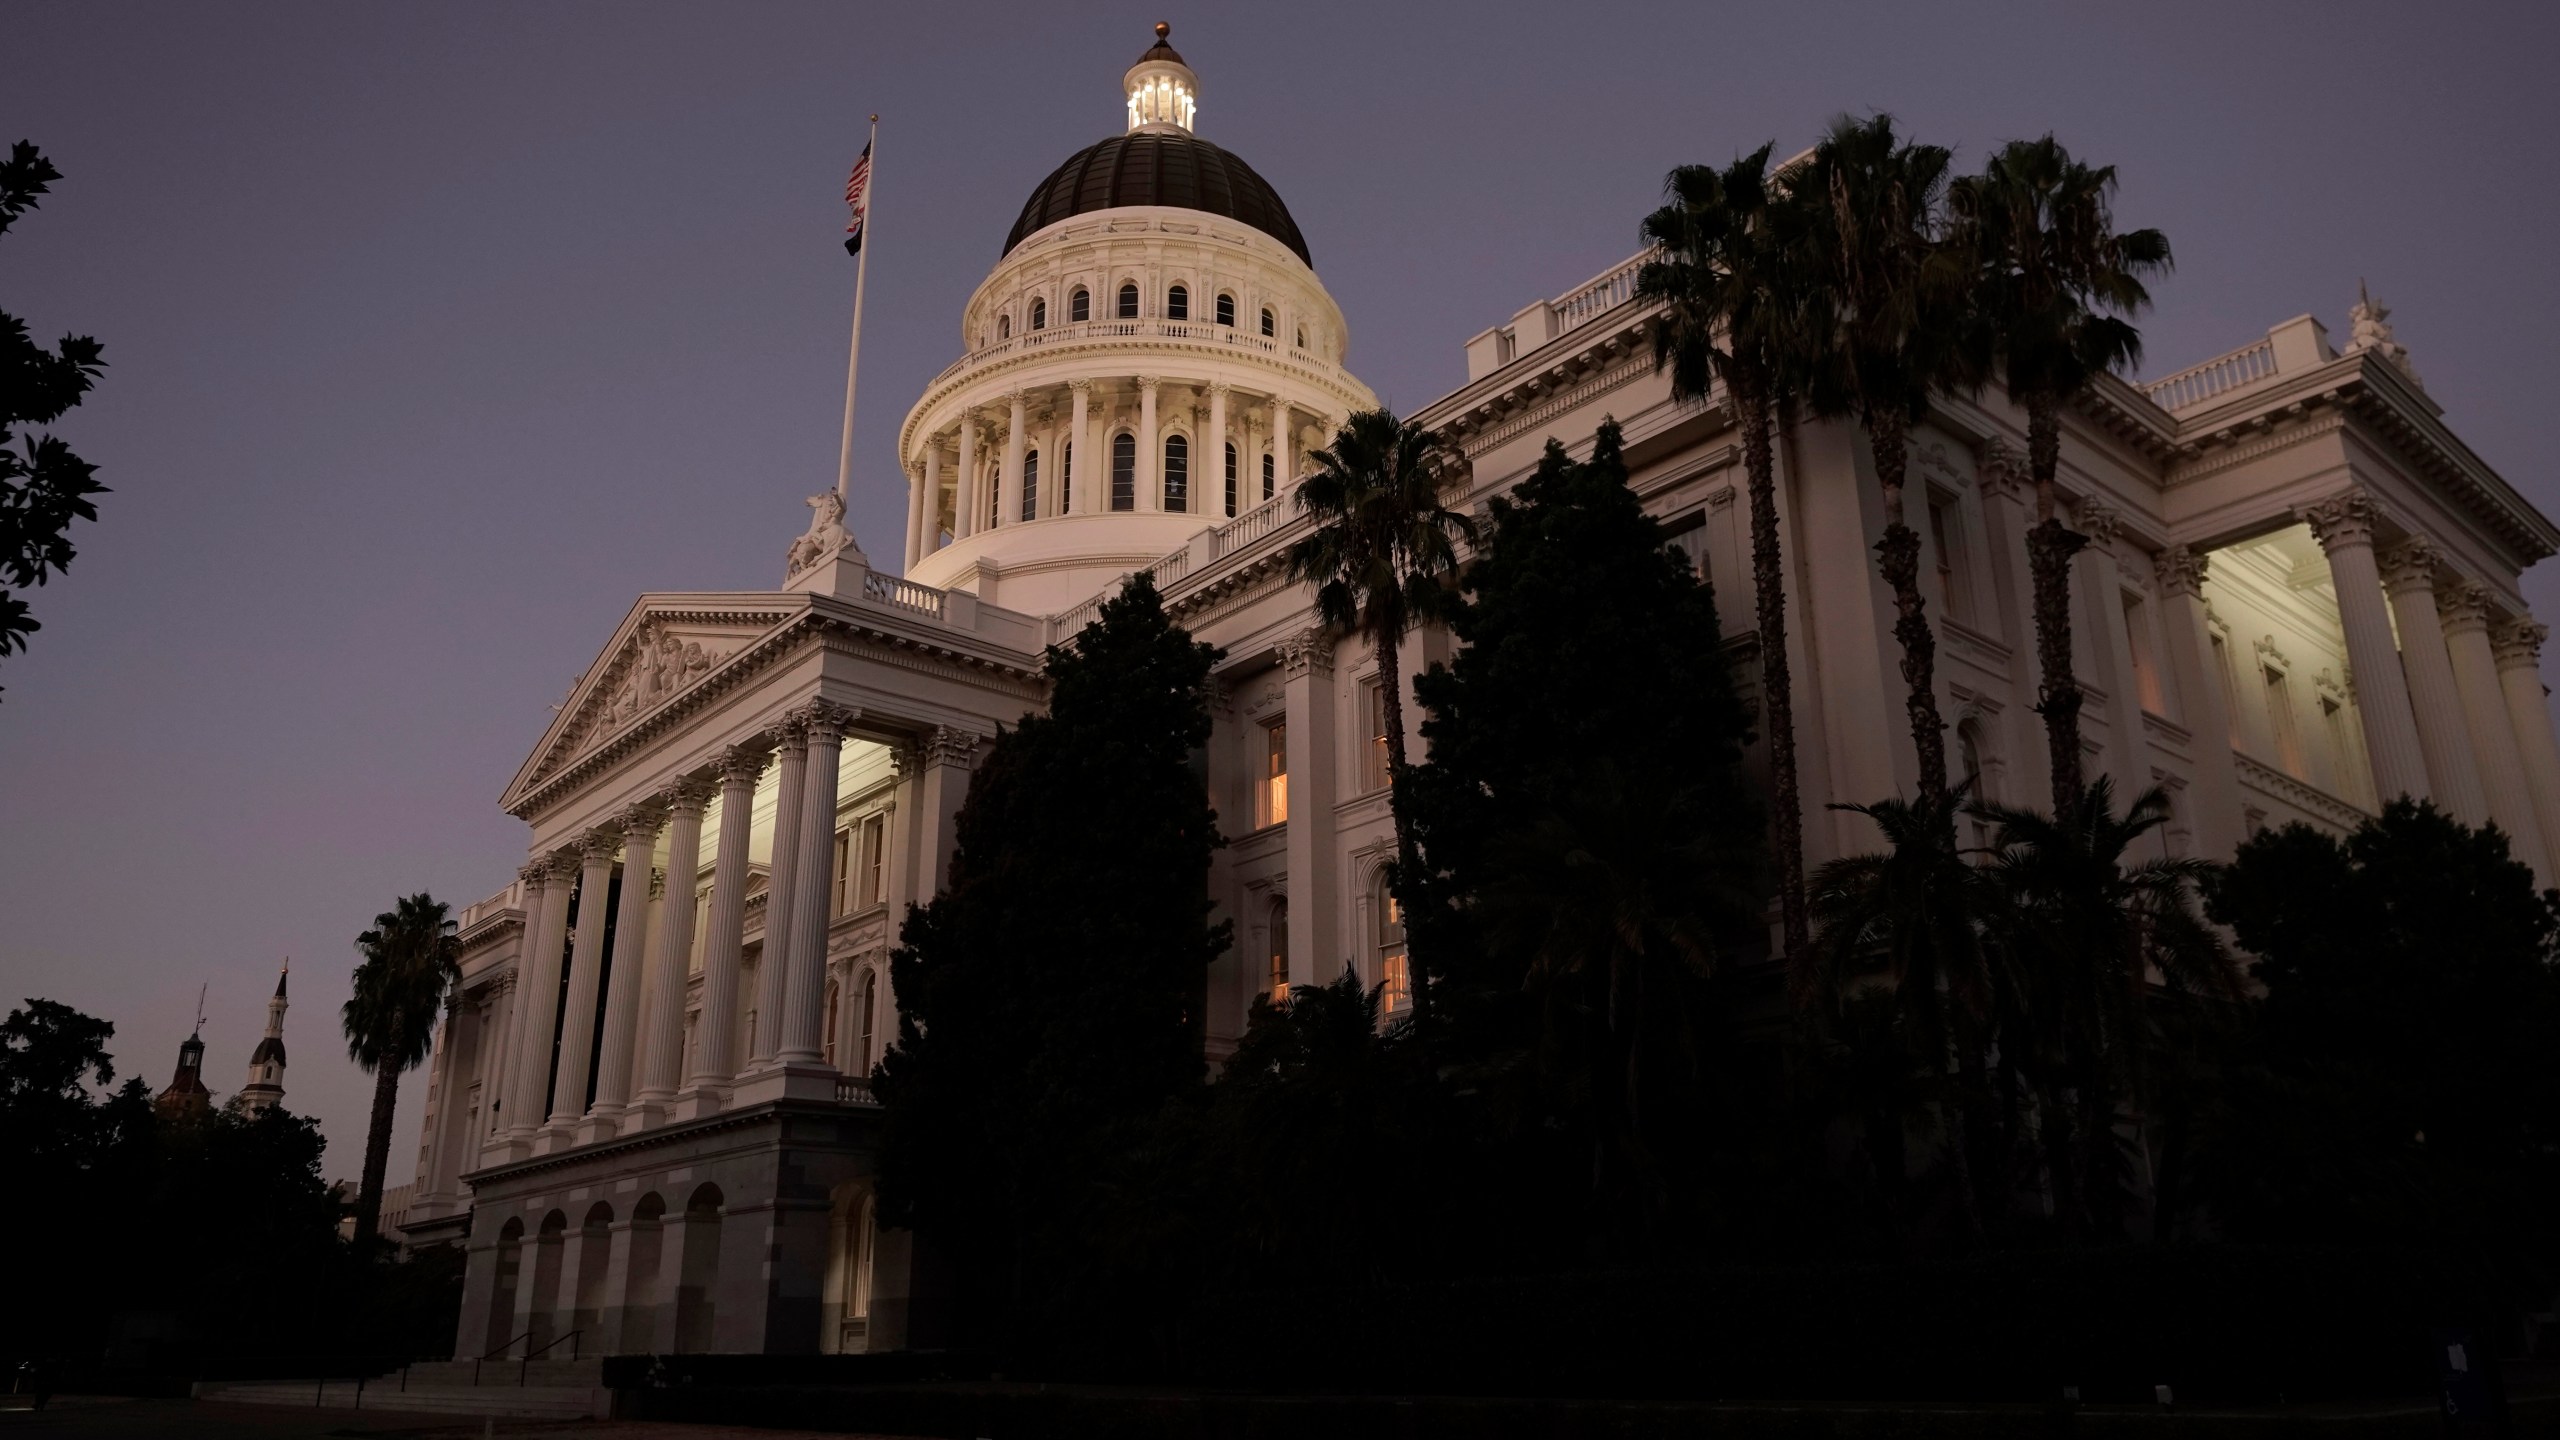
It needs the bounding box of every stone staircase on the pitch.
[194,1358,611,1420]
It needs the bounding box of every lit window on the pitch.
[1224,442,1238,518]
[831,828,852,915]
[1662,509,1709,584]
[1361,680,1391,792]
[856,970,878,1072]
[1167,285,1189,321]
[1111,432,1136,511]
[1261,452,1275,503]
[1070,288,1090,323]
[1030,297,1046,331]
[1928,492,1969,622]
[1163,434,1188,512]
[860,812,887,906]
[1260,307,1275,337]
[1022,449,1040,522]
[1216,293,1236,327]
[1376,879,1409,1017]
[1255,718,1288,828]
[2123,592,2164,713]
[1267,900,1290,1004]
[1117,282,1139,319]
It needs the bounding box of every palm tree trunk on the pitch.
[353,1024,403,1248]
[1376,612,1424,1023]
[1867,408,1950,803]
[1745,382,1810,967]
[2024,397,2088,817]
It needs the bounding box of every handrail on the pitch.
[478,1330,531,1363]
[2141,337,2278,413]
[519,1328,581,1387]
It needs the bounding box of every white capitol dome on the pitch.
[894,23,1377,616]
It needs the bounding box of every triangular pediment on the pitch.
[506,595,802,809]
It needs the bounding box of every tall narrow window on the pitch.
[1163,434,1188,513]
[2321,693,2355,795]
[1957,720,1992,847]
[1021,449,1040,522]
[1296,326,1307,349]
[2211,631,2240,747]
[1224,442,1238,518]
[1267,900,1290,1004]
[1261,452,1275,503]
[1927,493,1970,622]
[823,980,840,1067]
[1255,719,1288,828]
[2264,665,2305,777]
[1116,282,1139,319]
[1030,297,1046,331]
[1663,510,1709,584]
[1167,284,1189,320]
[1376,878,1409,1017]
[1060,442,1072,515]
[1216,293,1236,327]
[1260,307,1275,337]
[1111,432,1136,511]
[856,970,878,1072]
[1070,287,1090,323]
[860,812,887,906]
[997,314,1010,340]
[831,828,852,916]
[2123,592,2164,713]
[1361,679,1391,792]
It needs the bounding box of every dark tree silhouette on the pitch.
[344,893,461,1248]
[0,142,108,694]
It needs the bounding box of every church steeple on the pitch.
[156,985,212,1118]
[238,960,289,1116]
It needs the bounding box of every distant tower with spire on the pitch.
[156,985,213,1118]
[238,961,289,1116]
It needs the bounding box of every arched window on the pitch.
[1224,441,1239,518]
[1070,287,1090,323]
[1030,297,1046,331]
[1110,432,1136,511]
[997,314,1010,339]
[1116,282,1139,319]
[1163,433,1188,513]
[822,979,840,1067]
[1296,326,1307,349]
[1267,900,1290,1004]
[1021,449,1039,522]
[1261,452,1276,503]
[1376,876,1409,1017]
[1216,293,1236,327]
[857,970,878,1073]
[1167,284,1189,320]
[1259,306,1275,337]
[1060,442,1072,514]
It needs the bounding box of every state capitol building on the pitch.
[390,28,2560,1358]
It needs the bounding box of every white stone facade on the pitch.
[401,29,2560,1357]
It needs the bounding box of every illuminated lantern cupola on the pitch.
[1124,22,1198,134]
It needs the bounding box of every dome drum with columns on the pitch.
[896,25,1376,616]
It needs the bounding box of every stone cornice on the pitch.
[459,1095,879,1188]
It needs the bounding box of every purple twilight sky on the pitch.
[4,2,2555,1172]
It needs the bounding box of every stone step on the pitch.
[400,1356,606,1388]
[193,1380,605,1420]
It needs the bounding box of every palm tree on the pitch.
[1976,779,2237,1235]
[1804,784,1998,1237]
[1287,408,1477,1020]
[1637,145,1817,965]
[1797,114,1975,804]
[343,892,461,1247]
[1946,139,2171,817]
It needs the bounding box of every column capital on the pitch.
[2496,619,2549,671]
[1282,627,1334,680]
[787,699,861,742]
[770,711,812,752]
[2378,535,2441,593]
[1205,380,1232,399]
[2072,497,2122,548]
[660,774,718,813]
[905,459,925,483]
[1977,435,2027,503]
[2153,544,2209,598]
[518,858,554,890]
[1068,377,1093,395]
[2439,579,2494,636]
[1004,387,1027,408]
[1136,374,1161,393]
[579,828,623,863]
[2300,489,2379,551]
[717,742,769,784]
[923,726,980,772]
[618,800,666,841]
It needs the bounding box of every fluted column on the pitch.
[1000,391,1026,528]
[2378,537,2488,824]
[2154,545,2245,858]
[1280,628,1338,992]
[1137,377,1160,513]
[921,448,944,558]
[1070,380,1093,516]
[954,416,978,541]
[503,858,571,1149]
[2495,621,2560,875]
[2442,582,2551,877]
[584,801,663,1137]
[2303,492,2429,804]
[632,776,711,1127]
[782,702,859,1065]
[902,461,926,570]
[678,744,765,1118]
[543,831,619,1145]
[1207,382,1231,517]
[475,973,517,1165]
[747,715,811,1070]
[1270,396,1293,496]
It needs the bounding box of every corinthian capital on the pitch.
[517,859,555,891]
[2494,619,2549,671]
[660,774,718,814]
[2072,498,2123,548]
[924,726,980,771]
[1977,436,2026,502]
[789,699,862,742]
[717,742,769,785]
[579,827,623,862]
[2378,536,2440,592]
[2299,490,2378,552]
[2438,579,2493,634]
[2153,544,2209,598]
[1282,627,1334,680]
[618,799,666,840]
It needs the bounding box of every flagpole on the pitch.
[834,115,878,504]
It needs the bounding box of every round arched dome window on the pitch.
[1216,293,1235,327]
[1260,307,1275,337]
[1116,282,1139,320]
[998,314,1011,340]
[1030,297,1046,331]
[1167,285,1189,320]
[1071,288,1090,323]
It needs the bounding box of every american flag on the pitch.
[842,141,872,257]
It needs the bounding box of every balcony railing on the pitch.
[930,318,1302,387]
[2141,338,2277,413]
[1216,494,1292,557]
[861,571,945,619]
[1552,248,1656,335]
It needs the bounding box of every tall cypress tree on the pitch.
[873,572,1226,1357]
[1405,421,1763,1253]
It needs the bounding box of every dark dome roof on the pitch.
[1003,132,1310,266]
